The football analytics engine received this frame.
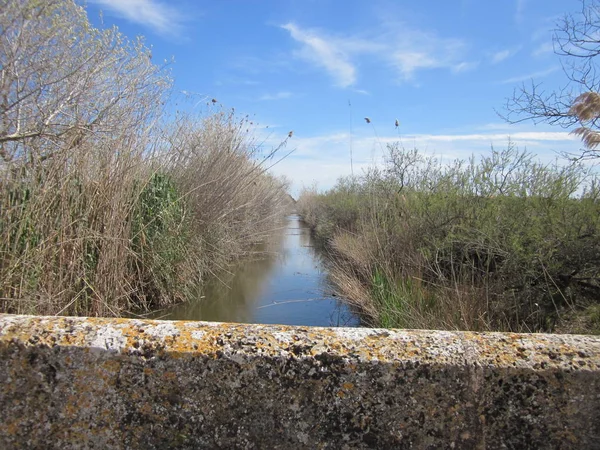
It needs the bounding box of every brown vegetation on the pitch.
[0,0,290,316]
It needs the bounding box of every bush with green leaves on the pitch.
[299,142,600,332]
[130,173,188,309]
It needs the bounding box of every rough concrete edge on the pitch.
[0,314,599,371]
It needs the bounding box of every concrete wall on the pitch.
[0,314,599,449]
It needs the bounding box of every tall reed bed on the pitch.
[0,111,290,317]
[298,143,600,333]
[0,0,290,316]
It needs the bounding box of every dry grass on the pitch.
[0,0,292,317]
[0,110,291,317]
[1,134,149,315]
[327,230,492,331]
[165,111,291,254]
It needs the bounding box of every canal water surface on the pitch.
[153,214,360,327]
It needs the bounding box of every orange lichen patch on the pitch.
[1,314,600,370]
[1,314,600,448]
[163,371,177,381]
[139,402,153,415]
[4,421,18,436]
[65,402,79,418]
[102,359,121,373]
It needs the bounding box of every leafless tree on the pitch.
[504,0,600,157]
[0,0,170,167]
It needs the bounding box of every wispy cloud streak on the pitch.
[500,66,559,84]
[280,23,357,87]
[259,91,294,101]
[280,21,474,87]
[491,47,521,64]
[515,0,527,24]
[89,0,186,37]
[532,42,555,57]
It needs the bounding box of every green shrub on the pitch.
[131,172,189,309]
[299,143,600,332]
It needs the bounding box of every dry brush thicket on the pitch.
[298,144,600,333]
[0,0,290,316]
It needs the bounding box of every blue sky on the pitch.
[83,0,585,195]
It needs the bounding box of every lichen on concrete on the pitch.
[0,314,599,449]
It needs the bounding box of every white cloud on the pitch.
[475,122,523,131]
[491,47,521,64]
[452,61,479,73]
[409,131,575,142]
[281,23,357,87]
[492,49,511,64]
[532,42,555,57]
[390,51,437,79]
[279,21,472,87]
[259,91,294,101]
[500,66,560,84]
[386,27,472,80]
[89,0,185,37]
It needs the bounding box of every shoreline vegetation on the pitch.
[3,1,600,335]
[0,1,291,317]
[298,143,600,334]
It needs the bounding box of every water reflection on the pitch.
[153,214,360,327]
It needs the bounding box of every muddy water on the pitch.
[152,214,360,327]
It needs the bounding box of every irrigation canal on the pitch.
[151,214,360,327]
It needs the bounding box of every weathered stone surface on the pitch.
[0,314,599,449]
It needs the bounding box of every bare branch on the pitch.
[503,0,600,157]
[0,0,170,165]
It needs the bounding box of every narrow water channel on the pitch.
[152,214,360,327]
